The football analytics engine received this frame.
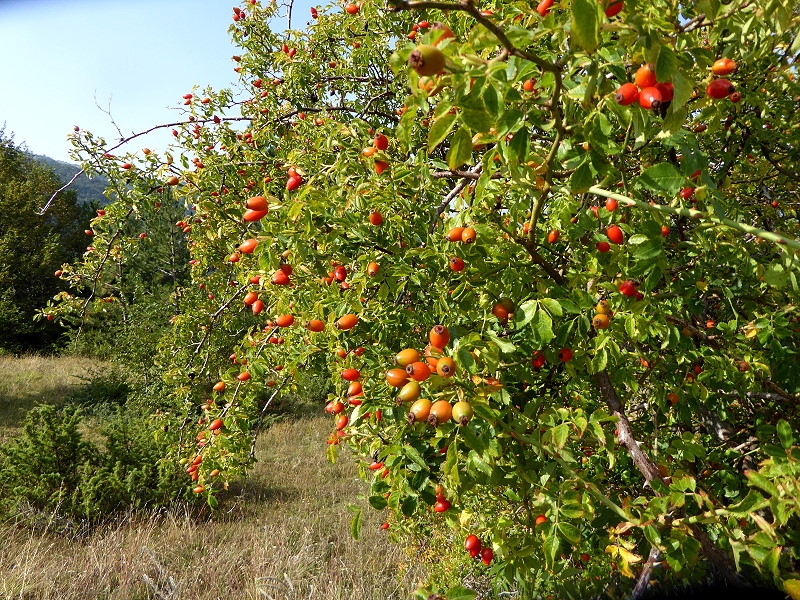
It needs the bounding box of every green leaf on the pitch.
[428,113,458,153]
[531,308,554,345]
[445,585,477,600]
[558,522,582,545]
[551,423,570,450]
[486,332,517,354]
[636,163,684,196]
[461,108,493,134]
[777,419,794,449]
[540,297,563,317]
[570,0,602,54]
[447,126,473,170]
[745,470,780,497]
[512,299,538,328]
[348,504,362,539]
[543,534,560,570]
[655,45,678,83]
[508,125,529,161]
[570,159,593,193]
[671,70,694,110]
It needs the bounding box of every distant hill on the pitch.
[31,154,109,206]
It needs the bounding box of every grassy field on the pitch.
[0,356,426,600]
[0,355,104,441]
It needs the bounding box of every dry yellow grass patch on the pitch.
[0,414,426,599]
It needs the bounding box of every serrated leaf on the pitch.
[428,113,458,153]
[570,0,602,54]
[508,125,529,161]
[486,332,517,354]
[784,579,800,600]
[544,535,560,570]
[447,126,473,170]
[636,163,684,196]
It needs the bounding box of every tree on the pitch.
[0,131,90,354]
[53,1,800,598]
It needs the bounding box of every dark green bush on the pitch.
[0,402,189,528]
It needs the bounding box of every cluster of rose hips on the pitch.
[614,63,673,111]
[464,534,494,565]
[705,58,740,103]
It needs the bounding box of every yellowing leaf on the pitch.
[783,579,800,600]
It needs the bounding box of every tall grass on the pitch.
[0,356,426,599]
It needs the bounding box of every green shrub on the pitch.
[0,403,189,529]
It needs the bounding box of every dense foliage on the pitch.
[0,132,90,353]
[50,0,799,598]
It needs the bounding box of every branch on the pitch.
[429,163,482,233]
[588,186,800,253]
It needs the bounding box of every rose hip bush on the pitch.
[49,0,800,597]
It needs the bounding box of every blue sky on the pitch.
[0,0,306,163]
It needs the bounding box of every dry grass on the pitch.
[0,354,107,439]
[0,356,427,600]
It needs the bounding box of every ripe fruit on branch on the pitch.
[596,300,611,315]
[344,2,360,14]
[431,22,455,45]
[446,227,465,241]
[592,313,610,329]
[373,133,389,150]
[386,368,409,387]
[275,314,294,327]
[336,313,359,330]
[558,348,573,362]
[449,257,465,271]
[461,227,477,244]
[239,238,258,254]
[535,514,547,526]
[434,499,451,512]
[341,368,360,381]
[286,174,303,191]
[408,45,446,77]
[406,361,432,381]
[396,348,421,367]
[306,319,325,332]
[480,547,494,565]
[374,160,388,175]
[634,64,657,89]
[606,224,624,245]
[244,209,268,222]
[369,210,383,226]
[531,351,546,370]
[707,79,735,99]
[246,196,268,211]
[618,279,637,297]
[655,82,674,103]
[596,241,611,253]
[408,398,432,423]
[465,534,482,555]
[436,356,456,377]
[271,270,290,285]
[209,418,224,431]
[428,400,452,426]
[638,86,663,110]
[614,83,639,105]
[367,262,380,276]
[602,0,623,17]
[430,325,450,348]
[492,297,515,323]
[536,0,554,17]
[711,58,737,76]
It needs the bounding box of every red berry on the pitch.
[558,348,573,362]
[596,241,611,253]
[638,86,663,110]
[634,64,657,89]
[614,82,639,106]
[480,547,494,565]
[465,535,482,553]
[707,79,735,99]
[606,224,624,245]
[619,280,637,297]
